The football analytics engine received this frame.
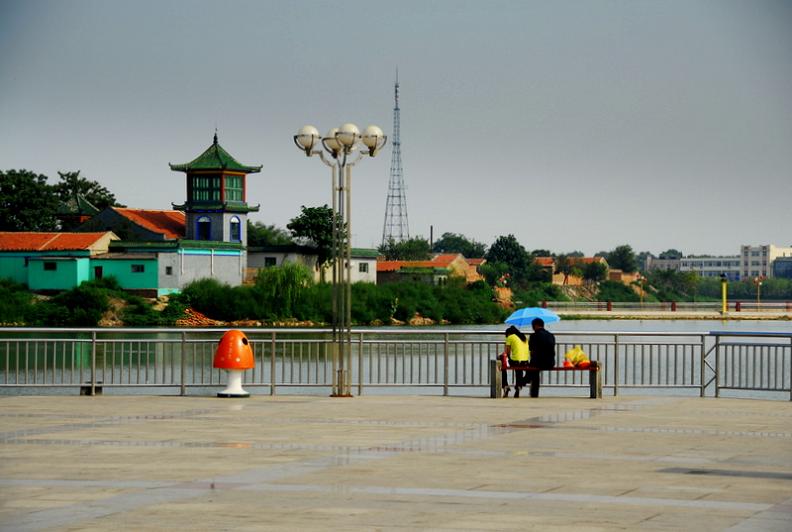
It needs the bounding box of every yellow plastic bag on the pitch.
[564,345,590,367]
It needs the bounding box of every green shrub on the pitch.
[0,278,36,324]
[596,280,640,302]
[120,294,160,326]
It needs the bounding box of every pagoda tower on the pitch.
[169,133,261,245]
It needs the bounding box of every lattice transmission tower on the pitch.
[381,72,410,245]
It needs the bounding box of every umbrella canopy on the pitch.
[505,307,560,328]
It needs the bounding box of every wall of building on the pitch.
[0,256,29,284]
[90,258,159,290]
[679,256,741,281]
[186,212,247,244]
[156,252,181,295]
[773,258,792,279]
[177,249,244,287]
[28,258,90,290]
[350,258,377,283]
[740,245,792,278]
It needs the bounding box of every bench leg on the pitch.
[589,362,602,399]
[490,359,503,398]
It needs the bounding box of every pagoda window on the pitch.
[191,176,220,202]
[224,175,243,202]
[229,216,241,241]
[197,216,211,241]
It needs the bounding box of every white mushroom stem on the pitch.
[218,370,248,397]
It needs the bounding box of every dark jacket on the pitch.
[529,328,556,369]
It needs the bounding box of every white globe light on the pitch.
[295,125,319,152]
[323,128,341,152]
[361,125,384,149]
[336,123,360,147]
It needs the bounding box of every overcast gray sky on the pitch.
[1,0,790,256]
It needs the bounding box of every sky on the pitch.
[1,0,791,257]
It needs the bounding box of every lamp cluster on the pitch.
[294,123,386,158]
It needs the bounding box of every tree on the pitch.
[485,234,547,284]
[486,234,530,269]
[0,169,59,231]
[54,170,123,211]
[247,221,293,247]
[607,245,638,273]
[287,205,338,272]
[659,249,683,260]
[531,249,552,258]
[554,254,585,285]
[582,261,608,283]
[431,232,486,257]
[635,251,652,272]
[379,237,432,260]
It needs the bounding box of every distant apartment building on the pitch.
[740,244,792,279]
[774,257,792,279]
[645,255,740,281]
[680,256,741,281]
[643,257,681,272]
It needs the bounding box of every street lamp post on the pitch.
[754,276,763,311]
[720,273,728,315]
[294,123,386,397]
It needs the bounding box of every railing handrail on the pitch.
[0,326,769,338]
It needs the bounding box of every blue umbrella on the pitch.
[505,307,560,327]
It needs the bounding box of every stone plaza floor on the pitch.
[1,393,791,531]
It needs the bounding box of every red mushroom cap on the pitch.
[213,330,255,370]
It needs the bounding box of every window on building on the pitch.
[230,216,241,241]
[131,264,145,273]
[197,216,211,240]
[24,257,29,267]
[264,257,277,267]
[94,266,103,279]
[358,262,369,273]
[191,176,220,202]
[44,262,57,271]
[224,175,243,202]
[165,266,173,275]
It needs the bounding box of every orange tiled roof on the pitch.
[377,254,463,272]
[113,208,185,240]
[535,256,555,267]
[569,256,606,265]
[431,253,462,267]
[377,260,404,272]
[0,232,111,251]
[466,258,486,266]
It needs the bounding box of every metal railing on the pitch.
[1,328,790,399]
[546,300,792,314]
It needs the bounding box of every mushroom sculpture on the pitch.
[213,330,255,398]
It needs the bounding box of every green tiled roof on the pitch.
[56,193,100,216]
[169,134,262,174]
[351,248,379,258]
[171,202,260,213]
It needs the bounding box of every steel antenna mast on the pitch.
[381,70,410,245]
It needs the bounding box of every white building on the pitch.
[679,256,741,281]
[248,245,377,284]
[740,244,792,279]
[644,257,681,272]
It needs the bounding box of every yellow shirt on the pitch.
[505,334,530,363]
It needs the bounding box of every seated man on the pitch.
[526,318,556,397]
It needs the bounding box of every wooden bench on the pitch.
[489,359,602,399]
